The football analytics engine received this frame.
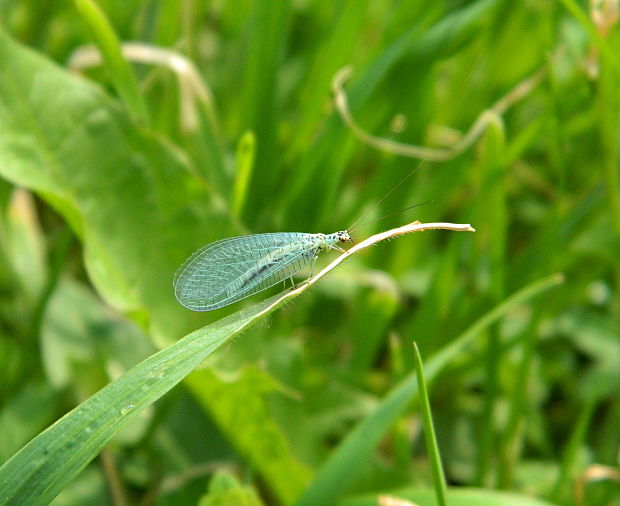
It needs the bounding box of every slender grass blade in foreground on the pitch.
[412,342,447,506]
[174,231,352,311]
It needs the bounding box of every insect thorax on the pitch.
[321,230,352,249]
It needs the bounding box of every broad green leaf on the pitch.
[41,278,153,390]
[186,366,312,504]
[199,470,265,506]
[0,26,220,343]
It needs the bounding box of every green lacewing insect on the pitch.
[174,231,352,311]
[174,165,423,311]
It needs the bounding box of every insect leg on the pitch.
[307,253,320,283]
[327,243,347,253]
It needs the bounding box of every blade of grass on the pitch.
[295,273,564,506]
[597,63,620,232]
[286,0,370,159]
[474,114,507,486]
[0,221,473,505]
[424,274,564,379]
[549,400,596,504]
[498,318,538,488]
[239,0,290,205]
[232,131,255,221]
[593,24,620,313]
[0,297,273,505]
[412,342,447,506]
[73,0,149,124]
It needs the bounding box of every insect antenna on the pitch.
[347,161,425,232]
[351,200,432,231]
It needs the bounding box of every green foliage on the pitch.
[199,471,265,506]
[0,1,618,505]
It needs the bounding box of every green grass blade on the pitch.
[497,319,538,489]
[286,0,370,159]
[412,342,448,506]
[238,0,290,204]
[596,49,620,234]
[0,26,217,341]
[474,114,507,486]
[232,130,255,221]
[73,0,149,124]
[0,295,279,505]
[0,222,474,506]
[549,400,596,504]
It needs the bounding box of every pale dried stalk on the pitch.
[68,42,216,133]
[332,65,544,161]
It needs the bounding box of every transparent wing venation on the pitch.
[174,233,322,311]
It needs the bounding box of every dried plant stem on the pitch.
[332,65,544,161]
[68,42,217,133]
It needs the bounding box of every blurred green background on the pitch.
[0,0,618,505]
